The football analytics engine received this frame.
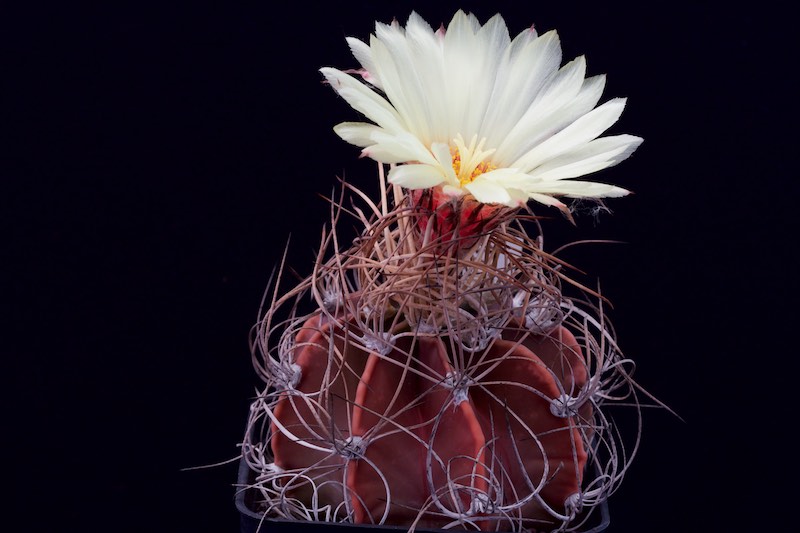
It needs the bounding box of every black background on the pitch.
[3,1,795,531]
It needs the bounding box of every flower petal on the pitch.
[528,179,629,198]
[442,11,484,139]
[388,164,446,189]
[497,73,607,165]
[333,122,385,147]
[364,130,438,165]
[528,134,643,182]
[320,67,406,135]
[511,97,629,172]
[346,37,381,88]
[371,17,448,144]
[494,55,588,163]
[482,30,563,149]
[462,13,511,137]
[528,192,568,209]
[430,142,459,186]
[464,177,513,205]
[480,167,538,188]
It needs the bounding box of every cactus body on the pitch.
[271,314,591,529]
[243,189,639,531]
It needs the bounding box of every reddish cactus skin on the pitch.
[410,189,510,250]
[270,313,591,530]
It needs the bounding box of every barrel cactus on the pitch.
[241,10,647,532]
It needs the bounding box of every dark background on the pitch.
[3,1,794,531]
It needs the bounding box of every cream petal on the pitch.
[370,130,438,164]
[507,23,539,55]
[388,164,447,189]
[346,37,381,88]
[442,11,483,138]
[511,97,628,172]
[528,135,643,181]
[528,179,630,198]
[481,30,562,148]
[404,15,448,141]
[406,11,434,33]
[430,142,459,186]
[528,192,568,208]
[405,11,443,62]
[464,14,511,137]
[531,55,588,114]
[498,73,607,165]
[464,177,513,205]
[363,131,438,165]
[477,14,511,58]
[440,184,466,197]
[333,122,385,147]
[362,144,414,164]
[480,167,537,188]
[494,55,587,163]
[320,68,405,134]
[506,187,530,206]
[370,32,436,144]
[375,17,446,136]
[448,9,481,36]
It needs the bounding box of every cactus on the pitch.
[242,179,642,531]
[240,10,649,532]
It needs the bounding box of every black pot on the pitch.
[236,456,610,533]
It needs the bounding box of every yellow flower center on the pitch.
[453,149,496,186]
[450,135,496,186]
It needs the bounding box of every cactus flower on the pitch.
[321,11,643,212]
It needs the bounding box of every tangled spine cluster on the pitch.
[239,170,648,532]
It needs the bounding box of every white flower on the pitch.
[320,11,643,210]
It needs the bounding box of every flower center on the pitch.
[452,150,496,186]
[451,134,496,186]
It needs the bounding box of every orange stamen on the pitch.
[451,146,496,186]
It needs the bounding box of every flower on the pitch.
[321,11,643,211]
